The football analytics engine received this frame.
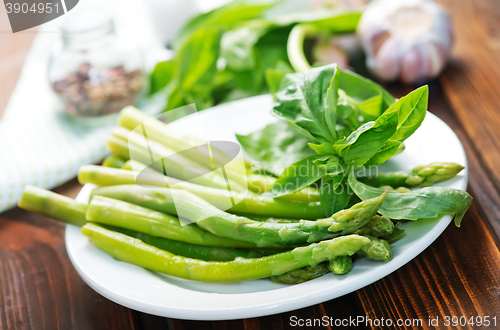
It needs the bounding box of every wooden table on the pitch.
[1,0,500,329]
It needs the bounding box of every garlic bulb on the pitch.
[357,0,453,84]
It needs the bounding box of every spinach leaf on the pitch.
[152,4,365,112]
[236,121,314,176]
[150,1,279,111]
[221,27,265,71]
[176,28,221,94]
[164,28,222,110]
[253,25,291,69]
[265,60,294,95]
[266,155,326,197]
[348,168,472,227]
[149,59,175,96]
[174,0,276,49]
[320,174,352,216]
[268,9,362,33]
[228,25,291,93]
[272,64,338,143]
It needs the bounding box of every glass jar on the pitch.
[48,10,145,116]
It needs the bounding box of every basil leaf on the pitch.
[308,142,335,155]
[313,154,343,174]
[320,175,352,216]
[334,85,429,166]
[389,85,429,142]
[273,64,338,143]
[325,72,338,141]
[236,121,314,176]
[266,155,326,197]
[333,107,399,166]
[365,140,402,166]
[348,168,472,227]
[337,69,395,120]
[336,102,361,133]
[278,72,304,91]
[365,85,429,165]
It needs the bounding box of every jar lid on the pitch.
[61,9,114,46]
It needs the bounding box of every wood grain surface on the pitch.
[1,0,500,329]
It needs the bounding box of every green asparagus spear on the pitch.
[82,223,371,282]
[121,159,142,171]
[79,165,140,186]
[247,173,320,202]
[110,226,256,261]
[118,106,252,169]
[360,162,465,188]
[111,127,247,192]
[102,155,126,169]
[91,184,326,220]
[244,247,294,257]
[18,186,256,257]
[123,160,319,202]
[109,138,247,196]
[89,190,386,247]
[355,215,394,238]
[120,148,317,204]
[86,196,255,248]
[270,262,330,284]
[117,108,321,200]
[358,236,392,262]
[328,256,352,275]
[107,135,136,160]
[79,165,325,219]
[18,186,87,226]
[240,214,300,223]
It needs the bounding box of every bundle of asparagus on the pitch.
[18,104,467,284]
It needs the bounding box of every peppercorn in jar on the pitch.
[48,10,144,116]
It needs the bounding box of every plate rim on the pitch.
[65,94,468,320]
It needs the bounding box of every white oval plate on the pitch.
[66,94,468,320]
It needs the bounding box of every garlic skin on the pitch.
[357,0,453,84]
[312,38,350,69]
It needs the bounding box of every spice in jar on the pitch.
[51,62,144,116]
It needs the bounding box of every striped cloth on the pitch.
[0,0,164,212]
